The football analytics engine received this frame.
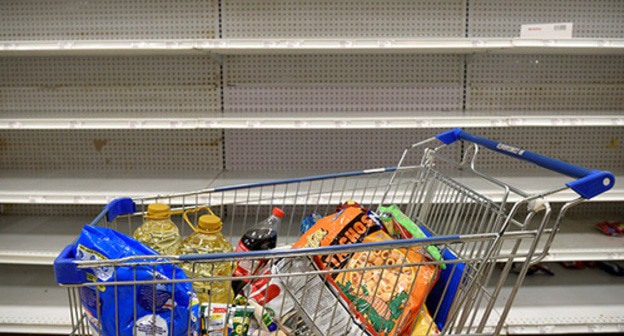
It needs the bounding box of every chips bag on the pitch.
[293,205,384,269]
[293,204,438,336]
[335,231,438,335]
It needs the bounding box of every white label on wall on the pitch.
[520,23,573,39]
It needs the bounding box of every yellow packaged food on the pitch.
[410,306,439,336]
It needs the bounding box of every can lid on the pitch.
[146,203,171,219]
[272,207,285,218]
[198,214,222,231]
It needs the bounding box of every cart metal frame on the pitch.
[55,128,614,336]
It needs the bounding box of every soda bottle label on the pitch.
[233,241,255,277]
[235,240,250,253]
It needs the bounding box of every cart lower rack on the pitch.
[54,128,614,336]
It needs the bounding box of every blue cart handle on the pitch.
[436,128,615,199]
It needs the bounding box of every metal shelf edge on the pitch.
[0,115,623,130]
[1,38,623,56]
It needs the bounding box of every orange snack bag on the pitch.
[293,206,438,336]
[293,206,384,269]
[334,231,438,336]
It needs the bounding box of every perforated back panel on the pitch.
[0,130,223,171]
[0,0,218,40]
[464,127,623,171]
[222,0,466,38]
[508,201,624,219]
[1,204,103,216]
[224,55,464,113]
[224,129,460,171]
[469,0,624,38]
[0,56,220,119]
[562,201,624,217]
[466,55,624,112]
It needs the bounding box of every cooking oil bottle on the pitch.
[177,207,234,304]
[132,203,181,255]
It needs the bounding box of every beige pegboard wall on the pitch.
[0,0,218,40]
[463,127,623,172]
[501,201,623,222]
[224,129,460,171]
[466,54,624,112]
[0,56,220,119]
[222,0,466,38]
[0,130,223,171]
[469,0,624,38]
[0,204,104,217]
[562,201,624,218]
[224,55,464,113]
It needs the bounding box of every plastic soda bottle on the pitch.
[132,203,181,255]
[232,208,284,293]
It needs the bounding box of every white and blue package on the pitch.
[74,225,200,336]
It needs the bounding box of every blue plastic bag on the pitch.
[74,225,200,336]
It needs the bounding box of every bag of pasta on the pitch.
[334,230,438,336]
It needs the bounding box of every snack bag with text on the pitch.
[293,203,385,270]
[293,203,438,336]
[335,231,438,335]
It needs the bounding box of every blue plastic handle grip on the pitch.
[435,128,615,199]
[104,197,136,222]
[54,243,86,285]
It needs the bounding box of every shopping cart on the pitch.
[54,128,614,336]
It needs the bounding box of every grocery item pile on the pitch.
[71,200,449,336]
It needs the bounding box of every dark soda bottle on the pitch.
[239,228,278,250]
[232,208,285,293]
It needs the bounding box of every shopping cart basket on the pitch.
[54,128,614,336]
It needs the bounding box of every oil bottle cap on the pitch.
[272,208,285,218]
[146,203,171,219]
[198,214,222,231]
